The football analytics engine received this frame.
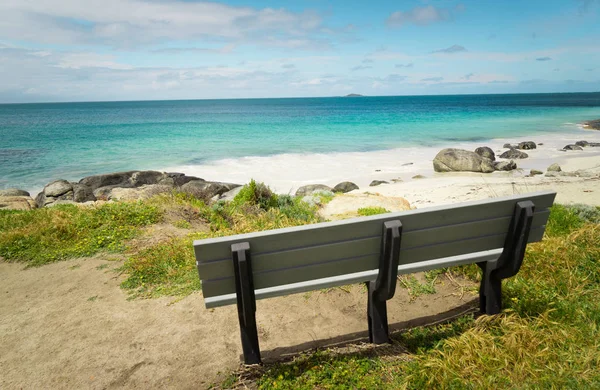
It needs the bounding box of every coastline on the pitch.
[163,125,600,204]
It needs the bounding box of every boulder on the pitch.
[79,171,138,191]
[576,140,589,147]
[333,181,359,193]
[211,186,244,203]
[499,149,528,159]
[530,169,543,176]
[369,180,388,187]
[494,160,517,171]
[72,184,96,203]
[547,163,561,172]
[517,141,536,150]
[109,184,172,201]
[181,180,240,200]
[562,144,583,151]
[0,188,30,197]
[503,143,516,149]
[167,172,204,187]
[295,184,333,197]
[474,146,495,161]
[0,196,36,210]
[433,148,495,173]
[44,180,73,197]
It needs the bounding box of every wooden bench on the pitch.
[194,191,556,364]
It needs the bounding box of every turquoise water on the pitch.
[1,93,599,192]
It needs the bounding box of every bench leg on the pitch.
[232,242,261,365]
[367,281,390,344]
[478,262,502,315]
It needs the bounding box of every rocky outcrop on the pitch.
[108,185,173,201]
[562,144,583,151]
[433,148,495,173]
[494,160,517,171]
[333,182,359,193]
[575,140,600,147]
[295,184,333,197]
[474,146,495,161]
[369,180,388,187]
[517,141,536,150]
[499,149,528,159]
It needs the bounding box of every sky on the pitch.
[0,0,599,103]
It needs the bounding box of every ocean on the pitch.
[1,93,600,194]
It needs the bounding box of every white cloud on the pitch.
[386,5,462,27]
[0,0,329,49]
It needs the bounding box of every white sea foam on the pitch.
[164,127,600,193]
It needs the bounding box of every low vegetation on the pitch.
[0,202,160,267]
[357,206,390,216]
[223,203,600,389]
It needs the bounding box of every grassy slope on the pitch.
[2,186,599,389]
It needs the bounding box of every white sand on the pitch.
[169,127,600,207]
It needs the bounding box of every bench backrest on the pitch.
[195,191,556,308]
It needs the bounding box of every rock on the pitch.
[503,143,516,149]
[494,160,517,171]
[474,146,495,161]
[109,184,172,201]
[79,170,175,192]
[433,148,495,173]
[181,180,240,199]
[369,180,388,187]
[0,196,36,210]
[545,171,560,177]
[333,181,359,193]
[301,195,322,207]
[167,173,204,187]
[0,188,30,197]
[562,144,583,151]
[401,162,413,166]
[44,180,73,197]
[295,184,333,197]
[412,175,426,179]
[530,169,543,176]
[576,140,589,147]
[390,178,403,183]
[35,179,75,207]
[212,186,244,202]
[499,149,528,159]
[72,184,96,203]
[547,163,561,172]
[517,141,536,150]
[538,143,544,146]
[559,170,597,178]
[583,119,600,130]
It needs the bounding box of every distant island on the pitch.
[345,93,364,97]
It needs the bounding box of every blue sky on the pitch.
[0,0,599,103]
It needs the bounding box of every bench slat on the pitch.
[197,210,550,282]
[200,224,546,298]
[204,248,505,308]
[195,192,554,264]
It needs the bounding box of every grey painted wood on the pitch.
[195,191,556,305]
[194,191,555,264]
[197,210,550,281]
[200,224,546,298]
[205,248,504,308]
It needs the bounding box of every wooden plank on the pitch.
[197,210,550,281]
[194,191,555,264]
[201,225,546,298]
[204,248,505,308]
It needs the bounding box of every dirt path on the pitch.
[0,257,477,389]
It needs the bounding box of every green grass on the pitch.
[0,202,161,266]
[357,206,390,216]
[223,204,600,389]
[119,183,322,298]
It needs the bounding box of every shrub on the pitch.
[233,179,278,210]
[357,206,390,216]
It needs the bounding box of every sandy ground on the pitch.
[0,256,476,389]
